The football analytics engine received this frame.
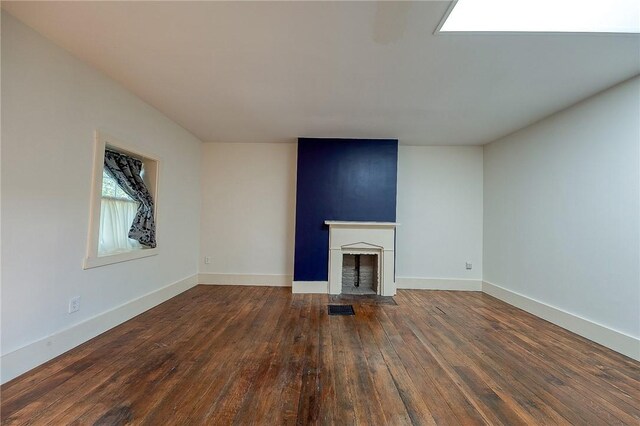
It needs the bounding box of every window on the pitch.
[99,169,143,255]
[84,131,159,269]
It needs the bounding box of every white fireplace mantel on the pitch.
[325,220,399,296]
[325,221,400,228]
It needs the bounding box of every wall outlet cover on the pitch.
[68,296,80,314]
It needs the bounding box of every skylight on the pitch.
[439,0,640,34]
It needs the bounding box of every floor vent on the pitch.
[328,305,355,316]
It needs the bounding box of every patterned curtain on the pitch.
[103,150,156,248]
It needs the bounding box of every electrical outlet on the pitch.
[68,296,80,314]
[465,262,472,270]
[204,256,211,264]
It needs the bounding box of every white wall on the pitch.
[484,77,640,343]
[396,146,484,289]
[1,12,202,382]
[199,143,297,285]
[198,143,484,290]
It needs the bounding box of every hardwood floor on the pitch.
[2,285,639,425]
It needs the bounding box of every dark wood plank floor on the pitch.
[2,285,639,425]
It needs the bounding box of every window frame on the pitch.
[84,131,160,269]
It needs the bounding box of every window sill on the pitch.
[83,248,158,269]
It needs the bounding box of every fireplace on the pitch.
[325,221,398,296]
[342,253,378,294]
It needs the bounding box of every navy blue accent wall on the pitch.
[293,138,398,282]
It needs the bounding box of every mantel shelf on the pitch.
[324,221,400,228]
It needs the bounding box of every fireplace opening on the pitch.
[342,254,378,295]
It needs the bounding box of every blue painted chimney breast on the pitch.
[293,138,398,282]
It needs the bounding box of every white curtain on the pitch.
[98,198,142,255]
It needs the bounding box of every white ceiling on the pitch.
[3,1,639,145]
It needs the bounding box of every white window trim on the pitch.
[83,130,160,269]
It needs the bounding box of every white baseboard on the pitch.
[0,274,198,384]
[198,273,292,287]
[482,281,640,361]
[292,281,329,294]
[397,277,482,291]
